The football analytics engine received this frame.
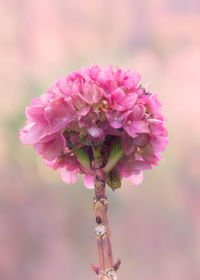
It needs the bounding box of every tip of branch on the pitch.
[91,264,100,275]
[113,258,121,271]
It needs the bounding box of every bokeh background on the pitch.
[1,0,200,279]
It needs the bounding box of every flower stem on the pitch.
[92,149,120,279]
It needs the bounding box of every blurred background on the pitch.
[0,0,200,279]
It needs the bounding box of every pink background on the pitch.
[0,0,200,279]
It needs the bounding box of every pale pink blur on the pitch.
[0,0,200,279]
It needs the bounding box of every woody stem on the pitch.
[92,147,120,280]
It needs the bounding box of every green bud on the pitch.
[103,137,124,174]
[106,169,121,191]
[74,147,92,173]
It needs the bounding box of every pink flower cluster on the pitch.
[19,65,168,188]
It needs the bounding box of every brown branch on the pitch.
[92,155,120,280]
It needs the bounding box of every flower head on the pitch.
[19,65,168,189]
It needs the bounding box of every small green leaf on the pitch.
[92,145,102,159]
[74,147,92,173]
[103,137,124,174]
[106,169,121,191]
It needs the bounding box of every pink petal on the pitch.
[123,71,141,89]
[58,77,72,96]
[131,160,152,170]
[38,133,57,143]
[54,154,80,171]
[107,120,122,129]
[60,167,78,184]
[43,158,57,168]
[121,93,137,108]
[77,105,91,116]
[132,121,150,133]
[77,67,91,82]
[142,152,159,165]
[133,134,149,147]
[97,65,114,83]
[19,123,47,145]
[71,93,86,111]
[105,111,124,129]
[109,89,137,111]
[84,174,94,189]
[115,67,125,85]
[99,121,122,136]
[116,157,151,178]
[115,153,136,177]
[87,127,104,139]
[25,106,45,122]
[79,111,98,128]
[123,123,138,138]
[132,104,146,120]
[148,94,162,114]
[149,136,168,152]
[97,66,117,92]
[142,145,160,165]
[44,98,75,134]
[19,122,34,142]
[121,132,135,155]
[82,83,103,104]
[149,122,163,135]
[129,172,143,185]
[34,135,64,161]
[109,88,125,111]
[89,64,101,80]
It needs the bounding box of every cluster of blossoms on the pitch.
[19,65,168,189]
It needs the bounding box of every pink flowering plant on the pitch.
[19,65,168,279]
